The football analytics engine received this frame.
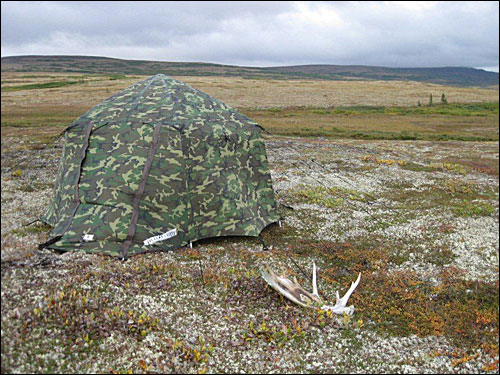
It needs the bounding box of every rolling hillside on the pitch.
[2,55,498,87]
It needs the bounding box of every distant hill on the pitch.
[2,55,498,87]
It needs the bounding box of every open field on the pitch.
[1,74,499,373]
[247,103,499,141]
[1,73,499,141]
[2,72,498,108]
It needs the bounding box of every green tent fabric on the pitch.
[40,74,279,258]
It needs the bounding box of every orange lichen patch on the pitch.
[482,359,499,372]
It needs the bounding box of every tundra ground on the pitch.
[1,134,498,373]
[1,74,499,373]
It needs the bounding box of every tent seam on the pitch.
[61,121,94,235]
[120,124,162,258]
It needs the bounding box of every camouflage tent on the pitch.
[40,74,279,258]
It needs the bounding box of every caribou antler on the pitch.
[261,263,361,315]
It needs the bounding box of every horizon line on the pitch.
[2,54,499,72]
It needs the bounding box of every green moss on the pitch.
[400,162,437,173]
[452,200,496,217]
[292,185,344,208]
[326,102,499,116]
[109,74,126,80]
[271,128,498,142]
[11,223,51,237]
[2,81,80,92]
[291,184,370,209]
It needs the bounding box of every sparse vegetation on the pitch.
[293,185,346,208]
[245,103,499,141]
[2,73,497,141]
[1,72,498,373]
[2,80,81,92]
[452,200,496,217]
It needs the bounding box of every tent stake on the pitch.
[257,236,269,251]
[195,246,205,286]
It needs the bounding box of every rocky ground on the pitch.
[1,135,498,373]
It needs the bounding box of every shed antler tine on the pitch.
[338,272,361,307]
[261,265,361,315]
[312,263,319,298]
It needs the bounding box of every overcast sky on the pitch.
[1,1,499,71]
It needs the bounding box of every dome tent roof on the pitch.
[68,74,261,131]
[41,74,278,258]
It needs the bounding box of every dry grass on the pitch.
[181,76,499,109]
[2,72,498,111]
[2,73,498,142]
[246,106,499,141]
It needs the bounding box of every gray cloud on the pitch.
[1,1,498,69]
